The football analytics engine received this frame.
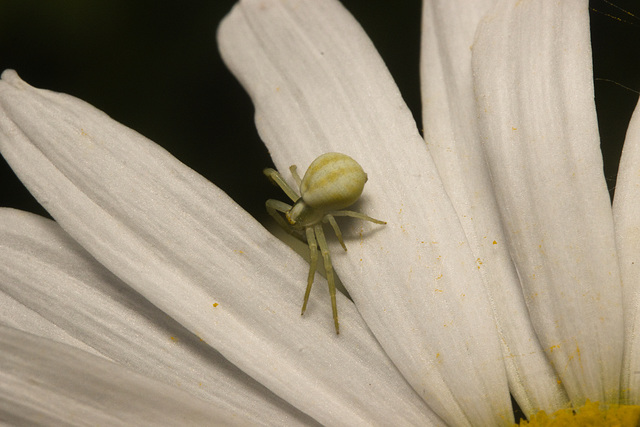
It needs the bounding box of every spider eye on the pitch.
[300,152,368,212]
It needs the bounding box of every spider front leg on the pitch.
[301,225,339,334]
[324,214,347,251]
[265,199,302,241]
[314,224,339,334]
[301,227,318,317]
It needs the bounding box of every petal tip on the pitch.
[1,69,20,82]
[0,70,30,92]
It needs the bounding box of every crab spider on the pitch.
[264,152,386,334]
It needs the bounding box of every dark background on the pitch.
[0,1,638,223]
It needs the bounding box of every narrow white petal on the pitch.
[0,291,104,358]
[0,208,316,426]
[421,0,568,414]
[0,325,251,426]
[0,71,437,426]
[473,0,623,404]
[219,0,512,424]
[613,99,640,404]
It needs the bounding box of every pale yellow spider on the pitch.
[264,152,386,334]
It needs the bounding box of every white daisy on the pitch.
[1,0,638,425]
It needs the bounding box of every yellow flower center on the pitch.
[518,401,640,426]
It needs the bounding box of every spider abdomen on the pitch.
[300,152,368,212]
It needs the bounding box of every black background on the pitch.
[0,1,638,223]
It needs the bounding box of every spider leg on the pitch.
[331,210,387,224]
[324,214,347,251]
[265,199,305,240]
[315,224,339,334]
[289,165,302,187]
[263,168,300,202]
[301,227,318,317]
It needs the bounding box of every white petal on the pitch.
[0,324,251,426]
[0,208,315,426]
[218,0,512,424]
[420,0,568,414]
[473,0,623,404]
[613,99,640,404]
[0,292,104,357]
[0,71,437,426]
